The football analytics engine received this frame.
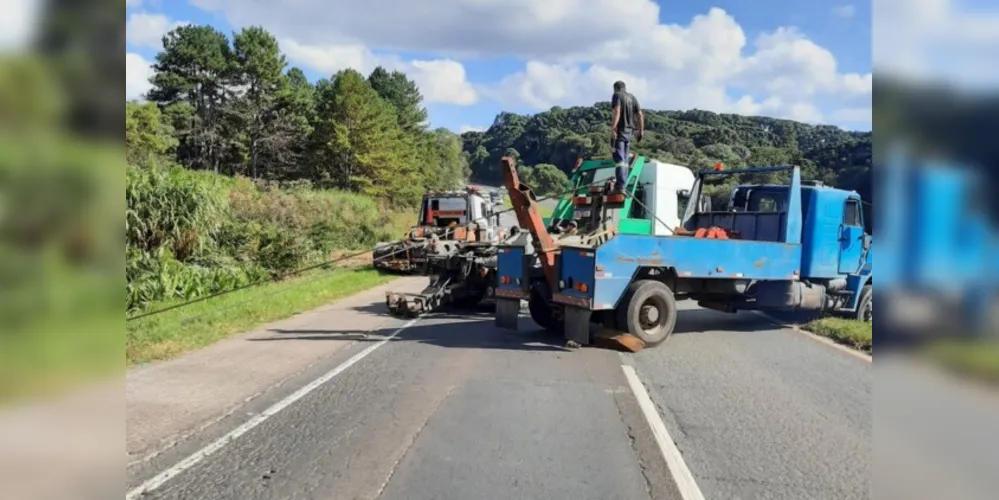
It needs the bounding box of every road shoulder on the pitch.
[126,276,424,464]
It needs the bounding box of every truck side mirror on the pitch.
[862,234,872,250]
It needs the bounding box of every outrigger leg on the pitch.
[386,277,452,317]
[494,298,521,330]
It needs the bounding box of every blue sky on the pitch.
[126,0,873,132]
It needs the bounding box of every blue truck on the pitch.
[494,164,873,347]
[878,148,998,339]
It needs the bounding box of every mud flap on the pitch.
[495,298,521,330]
[563,306,592,346]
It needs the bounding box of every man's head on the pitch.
[613,81,626,92]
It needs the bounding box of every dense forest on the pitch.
[461,105,872,206]
[129,24,470,205]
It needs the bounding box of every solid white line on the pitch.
[621,364,706,500]
[125,317,422,500]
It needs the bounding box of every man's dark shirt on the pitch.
[611,91,641,134]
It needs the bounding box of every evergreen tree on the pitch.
[312,70,420,204]
[227,26,296,179]
[149,25,235,173]
[126,101,177,165]
[368,66,428,135]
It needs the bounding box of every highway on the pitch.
[126,282,872,500]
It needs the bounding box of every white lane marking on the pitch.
[621,364,706,500]
[125,317,422,500]
[754,311,873,363]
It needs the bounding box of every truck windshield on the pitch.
[421,196,468,227]
[432,197,467,212]
[576,167,616,189]
[677,191,691,220]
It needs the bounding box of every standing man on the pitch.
[609,80,644,191]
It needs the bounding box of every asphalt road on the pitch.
[127,299,872,500]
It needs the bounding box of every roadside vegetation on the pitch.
[924,340,999,385]
[805,317,873,352]
[124,24,474,365]
[126,267,393,365]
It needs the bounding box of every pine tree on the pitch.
[149,25,235,173]
[312,70,420,204]
[368,66,428,135]
[227,26,296,179]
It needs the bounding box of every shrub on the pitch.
[125,165,412,313]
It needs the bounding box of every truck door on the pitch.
[838,198,865,274]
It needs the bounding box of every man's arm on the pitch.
[610,93,621,136]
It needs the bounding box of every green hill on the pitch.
[460,104,872,206]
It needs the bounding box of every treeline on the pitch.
[129,24,469,206]
[126,24,475,312]
[460,105,872,207]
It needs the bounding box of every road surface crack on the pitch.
[613,389,655,500]
[374,384,456,498]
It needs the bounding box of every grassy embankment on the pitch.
[125,165,413,366]
[924,340,999,384]
[806,316,999,385]
[805,317,873,352]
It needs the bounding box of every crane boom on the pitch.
[499,156,559,289]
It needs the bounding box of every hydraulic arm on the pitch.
[500,156,559,290]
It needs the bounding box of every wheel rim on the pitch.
[638,298,666,334]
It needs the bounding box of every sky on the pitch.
[123,0,879,132]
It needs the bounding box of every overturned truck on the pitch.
[385,226,510,316]
[373,186,502,274]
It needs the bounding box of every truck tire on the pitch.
[528,283,563,333]
[617,280,677,346]
[452,289,486,309]
[855,284,872,323]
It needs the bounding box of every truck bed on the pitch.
[558,234,802,310]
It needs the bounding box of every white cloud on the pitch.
[874,0,999,88]
[459,125,486,133]
[190,1,872,127]
[281,39,478,105]
[831,107,872,124]
[833,4,856,19]
[126,0,143,6]
[126,52,155,100]
[126,13,190,51]
[484,12,870,126]
[0,0,41,51]
[192,0,662,60]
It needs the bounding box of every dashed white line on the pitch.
[125,317,422,500]
[621,364,706,500]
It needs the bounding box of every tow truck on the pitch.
[384,155,701,317]
[373,186,501,274]
[494,159,873,349]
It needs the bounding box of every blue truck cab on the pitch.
[541,165,873,346]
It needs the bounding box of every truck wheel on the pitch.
[528,284,563,333]
[618,280,677,346]
[855,284,872,323]
[452,289,486,309]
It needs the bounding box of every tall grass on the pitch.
[125,164,411,314]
